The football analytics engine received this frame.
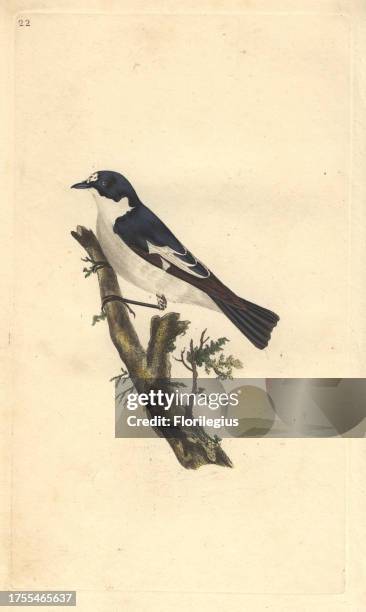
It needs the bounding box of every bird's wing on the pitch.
[145,241,210,278]
[113,207,239,303]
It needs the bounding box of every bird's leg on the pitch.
[81,256,112,278]
[101,294,167,317]
[102,295,136,318]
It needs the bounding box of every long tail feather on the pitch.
[213,297,279,349]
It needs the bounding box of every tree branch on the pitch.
[189,339,199,395]
[166,432,233,469]
[72,225,232,470]
[147,313,189,379]
[71,226,147,379]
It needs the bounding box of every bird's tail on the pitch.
[212,297,279,350]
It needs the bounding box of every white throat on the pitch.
[91,190,131,224]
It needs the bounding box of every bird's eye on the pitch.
[101,180,107,187]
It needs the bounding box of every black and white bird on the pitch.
[71,171,279,349]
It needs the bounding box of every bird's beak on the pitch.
[70,180,91,189]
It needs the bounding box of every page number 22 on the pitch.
[17,18,31,27]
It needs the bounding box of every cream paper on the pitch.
[1,1,366,610]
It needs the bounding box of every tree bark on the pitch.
[72,226,232,469]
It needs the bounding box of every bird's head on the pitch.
[71,170,140,206]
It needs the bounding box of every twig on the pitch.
[173,348,193,372]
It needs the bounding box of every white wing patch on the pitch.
[146,242,210,278]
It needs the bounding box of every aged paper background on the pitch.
[1,0,366,610]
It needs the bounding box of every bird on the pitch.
[71,170,279,349]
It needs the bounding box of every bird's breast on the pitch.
[92,191,131,222]
[96,213,143,280]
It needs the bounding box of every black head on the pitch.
[71,170,140,205]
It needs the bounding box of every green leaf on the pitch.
[175,332,243,380]
[92,311,107,326]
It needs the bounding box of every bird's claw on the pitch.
[101,294,136,318]
[157,294,167,310]
[124,303,136,318]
